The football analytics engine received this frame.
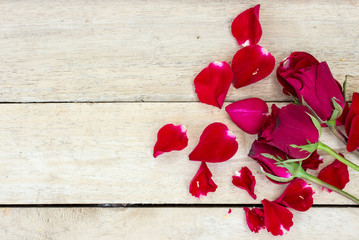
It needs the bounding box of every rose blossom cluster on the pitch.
[153,5,359,236]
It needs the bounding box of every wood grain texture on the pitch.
[0,207,358,239]
[0,0,358,102]
[0,102,357,204]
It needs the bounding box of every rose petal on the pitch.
[274,179,314,212]
[259,104,280,141]
[243,207,265,233]
[231,45,275,89]
[231,4,262,46]
[189,122,238,163]
[189,162,218,198]
[347,115,359,152]
[318,156,349,193]
[248,140,293,183]
[336,102,349,126]
[153,124,188,158]
[194,61,233,109]
[225,98,268,134]
[302,150,323,170]
[262,199,294,236]
[345,92,359,135]
[232,167,257,199]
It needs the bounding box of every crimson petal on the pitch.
[189,122,238,163]
[347,116,359,152]
[194,61,233,109]
[225,98,268,134]
[232,167,257,199]
[318,156,349,192]
[274,179,314,212]
[232,45,275,89]
[302,150,323,170]
[243,207,265,233]
[231,4,262,46]
[262,199,294,236]
[189,162,218,198]
[153,124,188,158]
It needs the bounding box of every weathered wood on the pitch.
[0,0,358,102]
[0,102,357,204]
[0,207,357,239]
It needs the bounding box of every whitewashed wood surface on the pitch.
[0,0,359,239]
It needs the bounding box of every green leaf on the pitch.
[328,97,343,123]
[290,142,319,153]
[306,112,322,137]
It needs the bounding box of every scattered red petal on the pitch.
[318,156,349,193]
[227,208,232,214]
[302,150,323,170]
[231,4,262,46]
[189,122,238,163]
[336,102,349,126]
[153,124,188,158]
[274,179,314,212]
[347,116,359,152]
[194,61,233,109]
[189,162,218,198]
[345,92,359,135]
[232,167,257,199]
[243,207,265,233]
[231,45,275,89]
[262,199,294,236]
[225,98,268,134]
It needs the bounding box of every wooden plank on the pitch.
[0,102,357,204]
[0,207,358,239]
[0,0,358,102]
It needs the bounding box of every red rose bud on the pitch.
[259,104,320,159]
[277,52,319,97]
[225,98,268,134]
[231,4,262,46]
[232,167,257,199]
[248,141,293,184]
[194,61,233,109]
[189,162,218,198]
[279,58,344,121]
[153,124,188,158]
[243,207,265,233]
[262,199,294,236]
[345,92,359,152]
[189,122,238,163]
[231,45,275,89]
[274,179,314,212]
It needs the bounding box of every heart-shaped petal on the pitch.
[262,199,294,236]
[318,156,349,192]
[153,124,188,158]
[194,61,233,109]
[274,179,314,212]
[232,45,275,89]
[226,98,268,134]
[231,4,262,46]
[232,167,257,199]
[189,162,218,198]
[189,122,238,163]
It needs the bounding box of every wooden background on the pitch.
[0,0,358,239]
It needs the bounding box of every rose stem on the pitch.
[317,142,359,172]
[327,122,359,155]
[298,168,359,205]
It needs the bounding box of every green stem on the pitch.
[318,142,359,172]
[298,168,359,205]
